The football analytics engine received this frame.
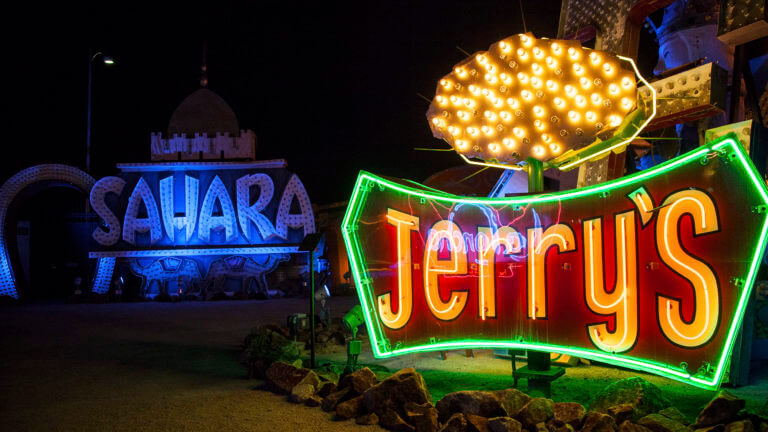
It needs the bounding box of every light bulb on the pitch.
[467,126,479,136]
[455,67,468,78]
[533,47,543,59]
[463,98,475,108]
[542,133,552,143]
[499,41,511,52]
[485,74,498,84]
[568,47,580,60]
[488,143,500,153]
[455,139,468,149]
[457,111,469,121]
[513,127,524,137]
[573,63,584,75]
[492,97,504,108]
[517,48,528,60]
[554,97,565,108]
[621,97,634,110]
[507,98,519,109]
[546,80,558,91]
[603,63,614,75]
[580,77,591,89]
[575,95,586,107]
[533,105,545,117]
[481,125,494,135]
[609,84,620,95]
[531,77,542,88]
[565,85,576,97]
[521,90,532,100]
[448,126,460,136]
[549,143,561,153]
[568,111,580,122]
[476,54,488,64]
[499,111,511,121]
[608,115,621,126]
[517,72,528,83]
[431,117,440,125]
[591,93,601,105]
[484,110,497,121]
[534,119,546,130]
[586,111,596,122]
[469,85,480,95]
[551,43,562,55]
[622,77,634,89]
[532,63,543,75]
[500,73,512,85]
[533,145,545,156]
[503,138,516,148]
[440,79,452,89]
[520,34,532,47]
[436,96,447,105]
[589,52,601,65]
[450,95,460,105]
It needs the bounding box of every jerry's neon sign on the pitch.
[342,136,768,389]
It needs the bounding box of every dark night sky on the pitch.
[7,1,564,205]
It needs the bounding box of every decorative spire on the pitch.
[200,41,208,88]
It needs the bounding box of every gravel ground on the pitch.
[1,298,765,431]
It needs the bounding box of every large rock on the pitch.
[466,413,490,432]
[322,388,352,412]
[515,398,555,430]
[638,414,693,432]
[589,377,671,421]
[336,395,365,420]
[581,412,619,432]
[242,326,300,378]
[695,391,746,428]
[437,391,507,422]
[619,420,655,432]
[609,405,635,425]
[405,402,439,432]
[304,394,323,407]
[493,389,532,417]
[356,412,380,425]
[317,380,337,398]
[694,425,725,432]
[725,420,754,432]
[380,408,416,431]
[363,368,432,422]
[659,408,690,426]
[339,367,377,395]
[488,417,523,432]
[553,402,586,428]
[289,383,316,404]
[264,361,311,394]
[441,413,468,432]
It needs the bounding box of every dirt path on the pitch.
[0,298,380,431]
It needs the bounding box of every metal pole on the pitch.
[526,158,544,193]
[309,251,316,368]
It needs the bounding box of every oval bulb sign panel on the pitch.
[342,135,768,389]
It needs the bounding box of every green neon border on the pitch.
[342,134,768,390]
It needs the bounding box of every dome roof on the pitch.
[167,88,240,137]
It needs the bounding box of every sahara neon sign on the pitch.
[342,136,768,389]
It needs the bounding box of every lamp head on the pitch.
[103,56,115,65]
[342,305,365,339]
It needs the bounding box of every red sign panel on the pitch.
[342,136,768,389]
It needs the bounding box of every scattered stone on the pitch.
[336,395,365,420]
[515,398,555,430]
[535,421,549,432]
[581,412,618,432]
[242,326,300,378]
[380,407,416,431]
[695,391,746,428]
[363,368,432,422]
[638,413,693,432]
[493,389,532,417]
[589,378,671,421]
[725,420,754,432]
[329,331,346,345]
[619,420,654,432]
[441,413,469,432]
[339,367,377,395]
[609,405,635,425]
[322,388,352,412]
[265,361,310,394]
[465,413,490,432]
[437,391,507,422]
[261,323,291,339]
[317,381,337,398]
[659,408,690,426]
[291,358,303,368]
[553,402,586,428]
[289,383,316,404]
[356,412,380,425]
[549,422,576,432]
[405,402,439,432]
[305,394,323,407]
[488,417,523,432]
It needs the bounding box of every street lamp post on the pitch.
[86,49,114,175]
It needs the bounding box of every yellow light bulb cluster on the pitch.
[426,33,638,164]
